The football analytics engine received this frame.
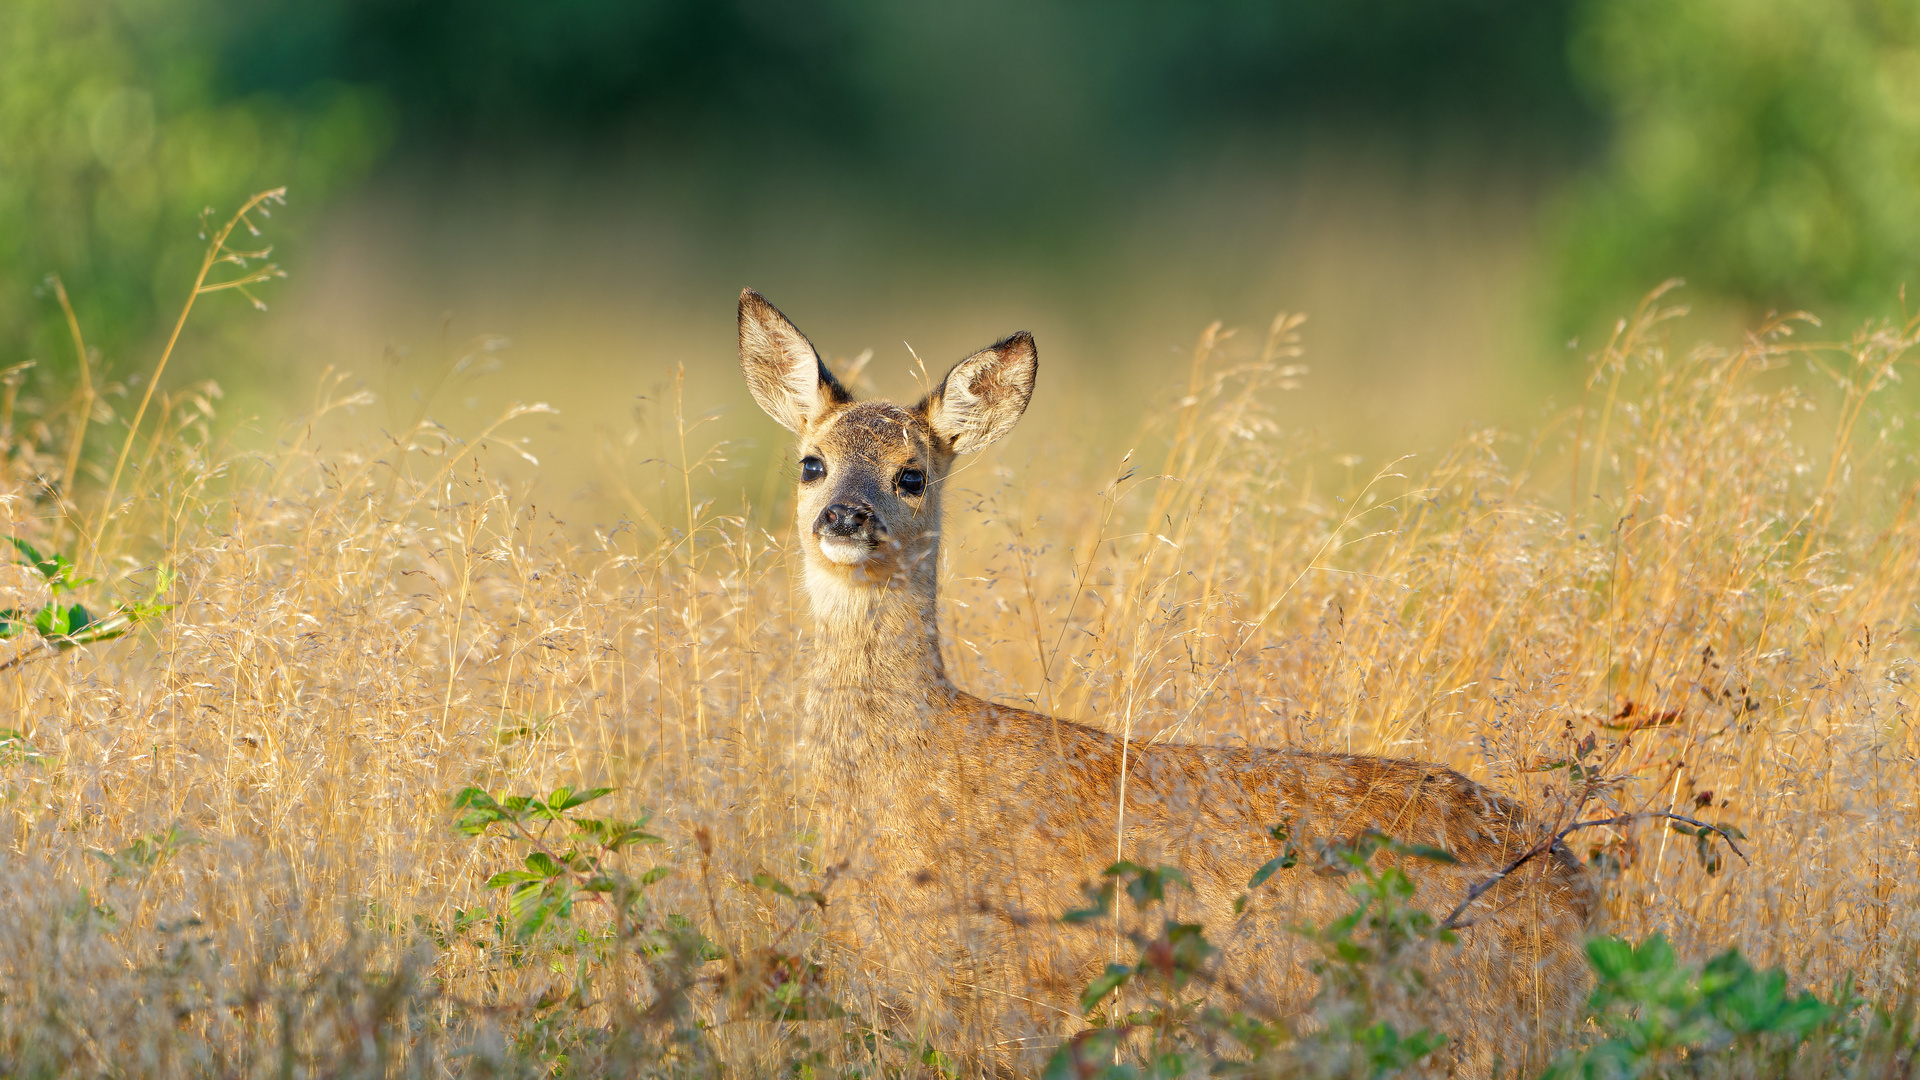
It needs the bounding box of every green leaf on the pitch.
[761,981,848,1021]
[1042,1029,1126,1080]
[918,1045,958,1080]
[7,537,47,568]
[485,869,545,889]
[506,880,549,913]
[1121,857,1175,907]
[1371,865,1418,903]
[573,816,663,851]
[1062,880,1117,924]
[1080,963,1133,1014]
[1264,824,1304,871]
[751,870,796,898]
[121,597,172,623]
[1392,842,1459,865]
[549,785,613,812]
[451,787,510,835]
[639,865,672,886]
[1248,852,1297,889]
[1163,921,1216,977]
[513,894,567,939]
[1357,1020,1447,1072]
[7,538,75,585]
[89,825,201,880]
[451,787,497,810]
[34,604,68,637]
[1585,936,1637,981]
[1146,1052,1187,1080]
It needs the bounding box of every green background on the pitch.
[5,0,1916,403]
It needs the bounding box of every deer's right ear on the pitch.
[739,289,852,433]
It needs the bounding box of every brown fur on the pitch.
[737,288,1596,1069]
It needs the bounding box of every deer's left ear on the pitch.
[919,332,1037,455]
[739,289,853,433]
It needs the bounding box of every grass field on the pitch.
[3,209,1920,1076]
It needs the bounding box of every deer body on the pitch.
[738,290,1594,1065]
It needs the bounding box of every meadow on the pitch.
[2,201,1918,1077]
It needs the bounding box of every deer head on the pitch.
[738,289,1037,601]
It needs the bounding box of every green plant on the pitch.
[448,787,878,1071]
[451,784,726,1072]
[1047,837,1455,1080]
[1545,935,1846,1080]
[89,823,201,881]
[0,535,171,668]
[1286,834,1456,1078]
[0,0,388,378]
[8,248,1920,1078]
[1558,0,1920,328]
[453,784,668,940]
[1048,861,1250,1080]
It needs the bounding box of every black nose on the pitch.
[819,503,872,534]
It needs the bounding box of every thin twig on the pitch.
[1440,811,1748,931]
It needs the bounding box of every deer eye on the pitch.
[800,456,827,483]
[897,467,926,496]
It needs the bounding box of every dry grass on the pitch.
[2,241,1920,1075]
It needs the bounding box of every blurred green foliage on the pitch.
[181,0,1920,332]
[8,0,1918,372]
[0,0,390,379]
[202,0,1592,219]
[1559,0,1920,330]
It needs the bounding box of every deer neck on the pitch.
[802,541,953,790]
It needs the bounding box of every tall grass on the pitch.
[1,207,1918,1075]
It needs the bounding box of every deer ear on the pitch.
[920,332,1037,455]
[739,289,852,433]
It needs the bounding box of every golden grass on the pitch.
[2,249,1919,1074]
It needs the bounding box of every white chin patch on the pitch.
[817,536,873,566]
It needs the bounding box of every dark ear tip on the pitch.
[741,289,790,322]
[1000,330,1037,359]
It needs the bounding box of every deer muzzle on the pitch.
[814,501,888,565]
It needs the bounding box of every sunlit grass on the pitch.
[2,203,1919,1075]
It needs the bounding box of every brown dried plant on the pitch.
[0,222,1917,1075]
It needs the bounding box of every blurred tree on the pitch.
[200,0,1594,219]
[1558,0,1920,330]
[0,0,390,381]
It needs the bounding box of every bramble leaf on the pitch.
[1249,851,1298,889]
[751,870,796,898]
[1061,879,1117,924]
[1080,963,1133,1013]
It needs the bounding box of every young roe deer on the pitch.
[737,289,1596,1065]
